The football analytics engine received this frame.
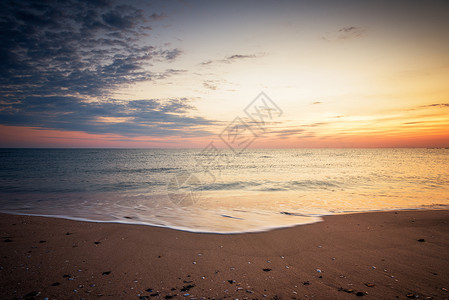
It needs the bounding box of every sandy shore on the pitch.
[1,210,448,299]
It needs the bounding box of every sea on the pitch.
[0,148,448,233]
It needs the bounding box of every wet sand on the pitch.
[1,210,448,299]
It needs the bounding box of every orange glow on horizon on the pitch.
[0,126,209,148]
[1,124,448,149]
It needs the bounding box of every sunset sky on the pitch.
[0,0,448,148]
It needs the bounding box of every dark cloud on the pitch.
[226,54,257,60]
[0,97,216,137]
[200,53,262,66]
[224,54,259,64]
[102,5,143,29]
[0,0,211,138]
[337,26,367,40]
[407,103,449,112]
[149,13,167,21]
[421,103,449,108]
[0,0,179,100]
[322,26,367,41]
[161,48,182,61]
[339,26,357,33]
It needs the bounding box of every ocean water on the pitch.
[0,148,448,233]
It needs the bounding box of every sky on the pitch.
[0,0,448,148]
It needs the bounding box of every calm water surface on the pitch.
[0,148,448,232]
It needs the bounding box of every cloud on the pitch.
[200,60,213,65]
[200,53,263,66]
[407,103,449,112]
[322,26,367,41]
[420,103,449,108]
[404,121,424,125]
[223,54,259,64]
[161,48,183,61]
[0,1,219,139]
[0,97,216,137]
[302,122,328,127]
[337,26,367,40]
[203,81,218,90]
[0,0,179,100]
[149,13,167,21]
[269,128,306,138]
[102,5,143,29]
[226,54,257,60]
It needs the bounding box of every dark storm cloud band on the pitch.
[0,0,180,99]
[0,97,216,137]
[0,0,218,138]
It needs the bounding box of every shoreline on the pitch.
[0,210,324,235]
[1,210,449,299]
[2,206,448,235]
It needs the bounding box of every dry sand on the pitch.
[1,210,448,299]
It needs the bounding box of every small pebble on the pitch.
[263,268,271,272]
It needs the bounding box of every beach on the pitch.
[2,0,449,298]
[1,210,448,299]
